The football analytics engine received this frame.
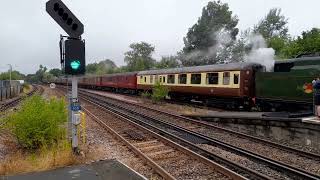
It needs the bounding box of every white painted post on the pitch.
[71,76,79,151]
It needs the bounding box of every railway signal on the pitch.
[64,39,86,75]
[46,0,86,152]
[46,0,84,38]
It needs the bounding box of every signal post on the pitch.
[46,0,85,152]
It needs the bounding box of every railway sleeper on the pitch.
[146,149,176,157]
[134,140,159,147]
[139,144,166,151]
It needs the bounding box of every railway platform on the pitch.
[184,111,320,150]
[4,159,146,180]
[182,111,320,124]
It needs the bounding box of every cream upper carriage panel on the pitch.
[137,63,260,89]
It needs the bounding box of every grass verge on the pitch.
[0,95,77,176]
[0,139,76,176]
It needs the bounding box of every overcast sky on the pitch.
[0,0,319,74]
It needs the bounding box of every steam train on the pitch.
[54,56,320,111]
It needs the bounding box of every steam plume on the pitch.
[245,34,275,72]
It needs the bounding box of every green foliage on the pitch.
[0,70,25,80]
[155,56,180,69]
[124,42,156,71]
[141,91,151,99]
[36,65,47,82]
[280,28,320,58]
[86,59,118,75]
[6,95,67,149]
[25,65,48,83]
[181,0,239,66]
[253,8,289,57]
[49,68,62,77]
[22,83,30,92]
[267,36,288,57]
[151,82,169,102]
[253,8,288,40]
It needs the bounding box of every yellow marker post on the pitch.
[77,111,86,145]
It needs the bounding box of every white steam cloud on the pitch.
[183,29,276,71]
[245,34,275,72]
[183,28,234,63]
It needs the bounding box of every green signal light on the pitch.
[70,60,81,70]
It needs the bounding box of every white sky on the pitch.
[0,0,319,74]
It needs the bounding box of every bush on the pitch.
[6,95,67,149]
[151,82,169,103]
[22,83,30,90]
[22,83,30,93]
[141,91,151,99]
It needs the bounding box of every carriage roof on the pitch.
[138,62,262,75]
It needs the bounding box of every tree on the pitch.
[0,70,25,80]
[25,74,36,83]
[124,42,155,71]
[97,59,117,74]
[86,59,118,75]
[254,8,288,40]
[49,68,62,77]
[34,65,47,83]
[253,8,289,56]
[155,56,180,69]
[281,28,320,58]
[180,1,239,66]
[86,63,99,74]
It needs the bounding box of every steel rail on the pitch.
[122,97,320,160]
[79,90,320,180]
[0,85,42,112]
[79,88,320,160]
[81,96,248,180]
[82,106,176,180]
[79,92,268,180]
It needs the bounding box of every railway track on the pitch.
[0,85,43,112]
[77,89,320,180]
[80,94,245,179]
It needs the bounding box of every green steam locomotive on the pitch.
[255,56,320,111]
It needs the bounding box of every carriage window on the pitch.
[150,76,153,84]
[167,75,175,84]
[159,76,162,83]
[206,73,219,85]
[191,74,201,84]
[178,74,187,84]
[223,72,230,85]
[234,74,239,84]
[144,77,147,83]
[163,76,166,83]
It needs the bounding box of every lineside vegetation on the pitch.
[151,82,169,103]
[5,95,67,149]
[0,95,76,175]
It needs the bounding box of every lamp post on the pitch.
[7,64,12,83]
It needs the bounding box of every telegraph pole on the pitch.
[7,64,12,83]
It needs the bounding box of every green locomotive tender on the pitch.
[255,56,320,111]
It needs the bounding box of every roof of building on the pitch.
[137,62,262,75]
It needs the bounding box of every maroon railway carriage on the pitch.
[137,63,264,109]
[100,72,137,93]
[77,72,138,94]
[78,76,100,88]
